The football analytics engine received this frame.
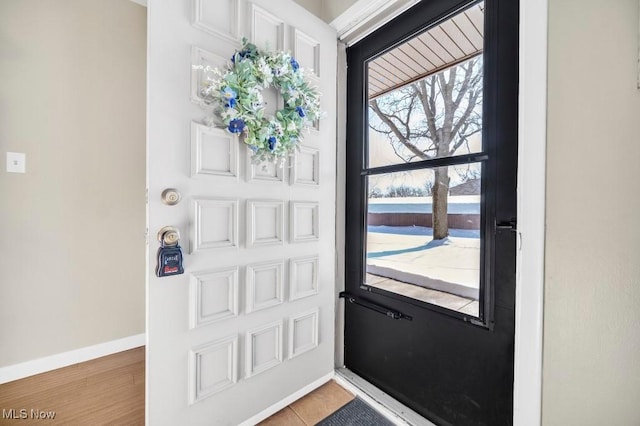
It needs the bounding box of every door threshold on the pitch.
[333,368,436,426]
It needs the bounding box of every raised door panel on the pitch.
[249,3,285,51]
[192,0,241,44]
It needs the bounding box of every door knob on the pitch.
[157,226,181,246]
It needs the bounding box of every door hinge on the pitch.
[339,292,412,321]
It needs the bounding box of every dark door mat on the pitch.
[317,397,395,425]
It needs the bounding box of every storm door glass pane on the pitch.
[365,164,482,316]
[367,2,485,168]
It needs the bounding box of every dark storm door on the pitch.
[343,0,518,425]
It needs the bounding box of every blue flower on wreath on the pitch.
[231,50,248,64]
[268,136,277,151]
[290,58,300,72]
[228,118,245,134]
[225,98,237,109]
[295,106,306,118]
[222,87,237,103]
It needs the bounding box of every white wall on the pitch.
[322,0,359,23]
[293,0,358,23]
[0,0,146,367]
[543,0,640,424]
[293,0,324,20]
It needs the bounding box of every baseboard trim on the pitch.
[0,333,146,384]
[239,371,335,426]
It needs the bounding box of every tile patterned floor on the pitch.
[259,381,354,425]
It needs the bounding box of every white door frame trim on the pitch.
[513,0,547,424]
[332,0,548,424]
[329,0,420,46]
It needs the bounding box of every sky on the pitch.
[367,130,483,195]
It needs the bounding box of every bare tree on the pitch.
[369,57,483,239]
[455,163,482,183]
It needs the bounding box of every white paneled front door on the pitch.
[147,1,337,424]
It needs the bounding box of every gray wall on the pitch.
[0,0,146,367]
[543,0,640,423]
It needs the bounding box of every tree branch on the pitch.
[450,89,481,148]
[416,80,438,143]
[370,99,429,161]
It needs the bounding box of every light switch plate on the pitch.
[6,152,26,173]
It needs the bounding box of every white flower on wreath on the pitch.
[271,121,284,136]
[222,108,238,120]
[196,39,323,163]
[257,58,273,85]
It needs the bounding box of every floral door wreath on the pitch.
[200,39,322,163]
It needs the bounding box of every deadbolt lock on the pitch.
[161,188,181,206]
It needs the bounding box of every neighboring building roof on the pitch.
[449,179,480,196]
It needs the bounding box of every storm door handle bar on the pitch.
[339,292,412,321]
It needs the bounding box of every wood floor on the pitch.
[0,347,145,425]
[0,348,354,425]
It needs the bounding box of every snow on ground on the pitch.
[366,226,480,299]
[368,225,479,238]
